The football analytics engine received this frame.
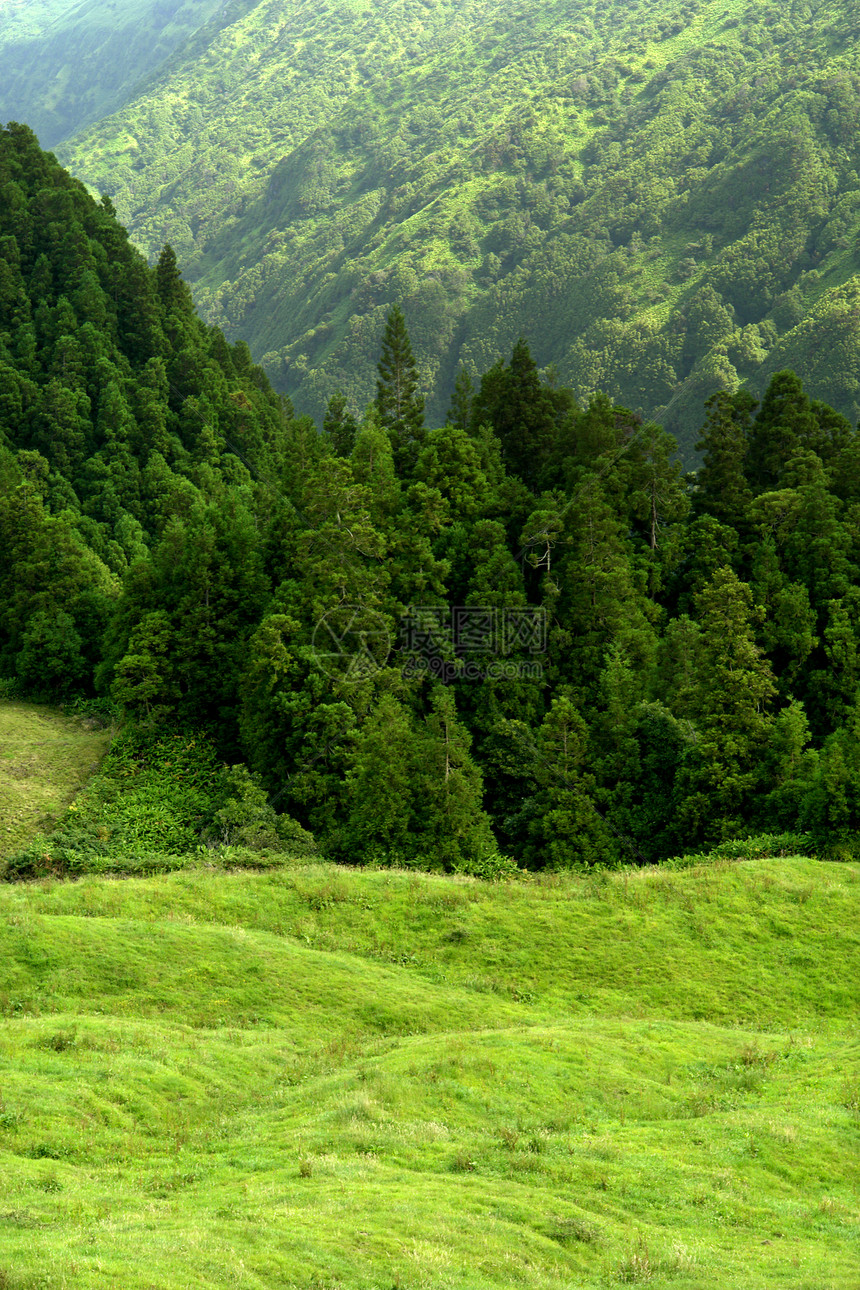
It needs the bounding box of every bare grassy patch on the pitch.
[0,701,110,859]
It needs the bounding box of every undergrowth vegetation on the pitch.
[1,721,317,881]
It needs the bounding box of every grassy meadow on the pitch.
[0,705,858,1288]
[0,702,112,861]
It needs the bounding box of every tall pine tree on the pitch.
[375,305,425,473]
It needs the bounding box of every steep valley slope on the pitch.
[33,0,860,452]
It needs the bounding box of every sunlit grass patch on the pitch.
[0,850,857,1285]
[0,701,111,859]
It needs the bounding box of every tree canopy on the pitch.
[4,124,860,869]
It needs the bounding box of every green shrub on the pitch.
[0,676,20,701]
[664,832,815,870]
[204,764,318,856]
[1,724,318,881]
[452,850,523,881]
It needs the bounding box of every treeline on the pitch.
[3,123,860,869]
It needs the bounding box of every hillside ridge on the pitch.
[46,0,860,450]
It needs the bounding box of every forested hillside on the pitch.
[0,0,225,148]
[51,0,860,450]
[7,125,860,874]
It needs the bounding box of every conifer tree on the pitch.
[375,305,425,472]
[447,364,474,431]
[801,694,860,858]
[350,405,401,523]
[746,370,816,493]
[155,244,192,315]
[343,694,417,865]
[473,338,556,489]
[693,388,755,529]
[323,391,358,457]
[416,686,498,871]
[679,566,777,838]
[503,695,617,869]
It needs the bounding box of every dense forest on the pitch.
[3,123,860,872]
[46,0,860,450]
[0,0,226,149]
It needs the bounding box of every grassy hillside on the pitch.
[0,852,857,1287]
[0,0,225,148]
[0,700,111,860]
[56,0,860,452]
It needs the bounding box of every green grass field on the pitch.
[0,702,112,860]
[0,706,858,1287]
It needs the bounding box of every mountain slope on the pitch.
[0,0,226,148]
[55,0,860,450]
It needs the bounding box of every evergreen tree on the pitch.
[416,686,498,871]
[801,694,860,858]
[350,405,401,524]
[502,695,617,869]
[155,244,193,315]
[375,305,425,472]
[323,391,358,457]
[472,338,557,489]
[693,388,755,530]
[679,566,777,839]
[343,694,421,866]
[746,370,817,493]
[447,364,474,431]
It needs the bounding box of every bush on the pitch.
[0,675,20,701]
[663,832,815,870]
[203,764,318,856]
[452,850,523,881]
[1,724,315,881]
[1,840,312,882]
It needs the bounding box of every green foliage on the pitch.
[14,609,87,699]
[0,0,226,148]
[8,125,860,874]
[375,304,425,471]
[205,763,318,856]
[1,723,319,880]
[47,0,860,449]
[663,831,817,870]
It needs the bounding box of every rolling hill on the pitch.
[37,0,860,451]
[0,705,857,1288]
[0,704,858,1289]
